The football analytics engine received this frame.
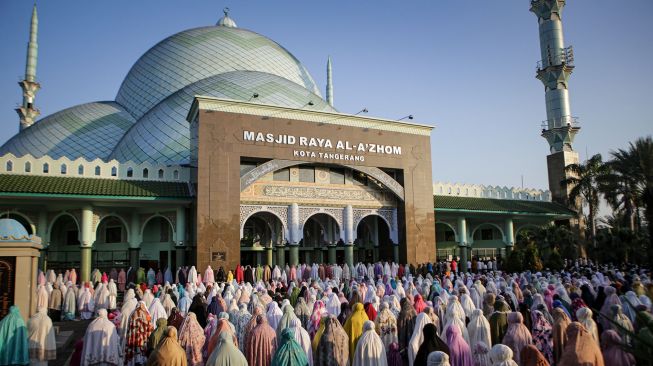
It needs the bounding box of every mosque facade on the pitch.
[0,7,574,283]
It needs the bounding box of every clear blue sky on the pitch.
[0,1,651,191]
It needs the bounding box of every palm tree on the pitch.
[599,148,640,231]
[628,136,653,265]
[562,154,608,252]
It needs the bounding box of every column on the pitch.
[343,205,355,269]
[129,213,141,269]
[457,217,468,273]
[276,245,285,267]
[288,203,300,266]
[265,246,273,266]
[175,207,186,269]
[505,218,515,257]
[328,245,336,265]
[37,210,47,270]
[393,245,399,264]
[80,206,93,283]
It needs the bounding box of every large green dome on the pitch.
[115,25,322,120]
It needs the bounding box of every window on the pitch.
[173,170,179,180]
[127,167,133,177]
[158,169,164,179]
[24,162,31,173]
[5,161,12,171]
[105,226,122,243]
[111,167,117,177]
[66,230,79,246]
[273,167,290,181]
[43,163,49,173]
[94,166,101,176]
[143,168,149,179]
[78,165,84,175]
[444,230,455,242]
[329,168,345,184]
[60,164,67,174]
[160,221,169,242]
[299,166,315,183]
[481,229,493,240]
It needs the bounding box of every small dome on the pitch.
[0,218,30,240]
[217,8,237,28]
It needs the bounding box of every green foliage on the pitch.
[503,248,524,273]
[544,249,564,270]
[522,243,544,271]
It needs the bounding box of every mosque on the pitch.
[0,5,575,284]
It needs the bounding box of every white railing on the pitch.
[432,181,551,202]
[0,153,190,182]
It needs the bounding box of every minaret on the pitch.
[16,5,41,130]
[530,0,580,206]
[326,56,334,107]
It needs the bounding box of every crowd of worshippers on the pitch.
[1,261,652,366]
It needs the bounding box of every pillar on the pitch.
[79,206,93,283]
[393,244,399,264]
[328,245,336,265]
[289,246,299,266]
[175,207,186,269]
[344,244,354,270]
[37,210,47,270]
[505,218,515,246]
[276,245,285,267]
[266,246,273,266]
[457,217,468,273]
[344,205,354,244]
[129,248,140,268]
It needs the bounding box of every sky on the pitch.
[0,1,651,192]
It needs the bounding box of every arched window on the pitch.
[127,167,133,177]
[43,163,49,173]
[142,168,149,178]
[24,161,31,173]
[60,164,67,174]
[158,169,164,179]
[95,166,101,176]
[173,170,179,180]
[111,167,117,177]
[78,165,84,175]
[448,187,452,194]
[5,161,13,172]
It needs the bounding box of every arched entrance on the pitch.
[302,213,340,264]
[241,212,284,266]
[356,215,392,263]
[435,222,457,259]
[94,216,129,271]
[0,213,33,235]
[47,214,81,271]
[471,223,505,259]
[141,216,174,272]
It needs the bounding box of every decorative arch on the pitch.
[94,214,130,242]
[302,211,342,230]
[240,159,405,201]
[47,212,80,243]
[515,224,544,238]
[435,221,458,242]
[240,208,288,240]
[302,212,342,246]
[0,211,36,235]
[355,213,392,233]
[140,214,175,238]
[470,223,505,241]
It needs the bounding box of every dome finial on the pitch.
[217,7,237,28]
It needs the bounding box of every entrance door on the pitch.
[159,251,168,271]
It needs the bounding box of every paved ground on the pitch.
[51,319,92,366]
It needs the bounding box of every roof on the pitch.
[434,195,575,216]
[0,174,191,200]
[0,218,30,240]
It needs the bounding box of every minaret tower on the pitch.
[16,5,41,130]
[530,0,580,205]
[326,56,334,107]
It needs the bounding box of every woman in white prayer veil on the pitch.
[148,297,168,327]
[188,265,198,285]
[36,284,49,311]
[161,293,176,317]
[119,295,138,338]
[353,320,388,366]
[81,308,122,366]
[78,286,94,320]
[288,317,314,366]
[108,279,118,310]
[467,309,492,351]
[408,312,434,366]
[489,344,517,366]
[141,289,154,308]
[459,290,476,319]
[326,290,342,317]
[427,351,450,366]
[62,283,77,321]
[27,307,57,366]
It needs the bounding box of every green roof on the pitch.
[0,174,191,199]
[434,195,575,216]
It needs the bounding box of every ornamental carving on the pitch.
[353,208,395,231]
[239,205,289,236]
[263,185,381,202]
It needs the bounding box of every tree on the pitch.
[628,136,653,265]
[600,148,640,231]
[563,154,608,253]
